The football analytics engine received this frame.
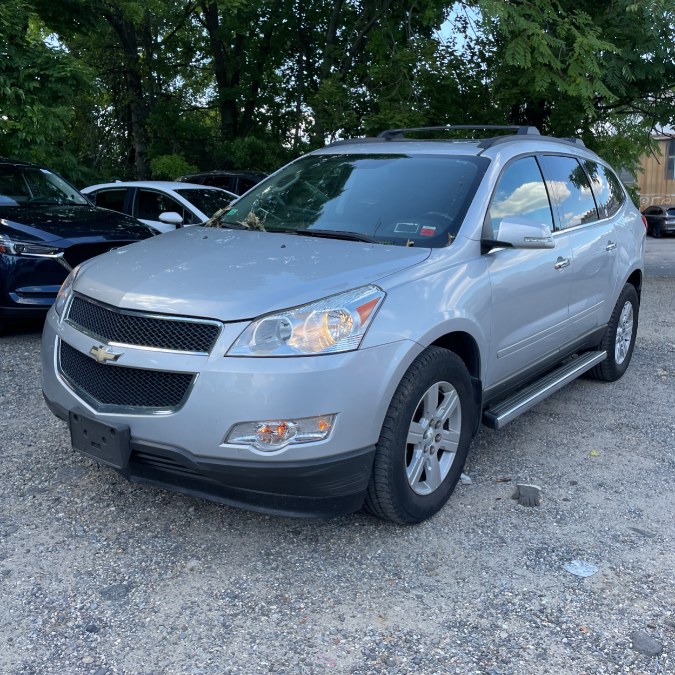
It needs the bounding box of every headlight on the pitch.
[0,233,62,256]
[53,265,81,319]
[228,285,385,356]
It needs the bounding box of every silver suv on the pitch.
[41,126,645,524]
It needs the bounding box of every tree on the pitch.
[0,1,90,178]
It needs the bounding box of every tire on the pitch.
[652,223,661,238]
[364,347,474,524]
[588,284,639,382]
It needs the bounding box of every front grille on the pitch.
[67,295,220,353]
[63,242,132,268]
[59,341,195,412]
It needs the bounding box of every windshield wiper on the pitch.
[206,218,250,230]
[291,229,378,243]
[23,199,65,206]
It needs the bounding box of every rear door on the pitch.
[89,188,129,215]
[485,156,573,388]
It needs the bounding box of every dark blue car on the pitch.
[0,159,157,332]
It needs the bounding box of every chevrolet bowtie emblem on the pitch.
[89,345,122,364]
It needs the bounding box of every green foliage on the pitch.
[476,0,675,173]
[149,154,198,180]
[7,0,674,183]
[0,1,91,180]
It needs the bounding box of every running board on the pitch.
[482,351,607,430]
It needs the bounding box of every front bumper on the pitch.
[44,395,374,517]
[41,308,421,517]
[0,253,67,317]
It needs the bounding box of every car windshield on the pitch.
[0,166,89,206]
[174,188,235,218]
[667,208,675,216]
[211,153,489,246]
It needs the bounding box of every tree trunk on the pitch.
[103,7,150,178]
[200,1,239,140]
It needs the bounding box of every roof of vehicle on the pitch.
[176,170,267,180]
[82,180,236,195]
[0,157,46,169]
[319,125,597,161]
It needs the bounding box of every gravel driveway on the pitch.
[1,263,673,674]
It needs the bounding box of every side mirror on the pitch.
[158,211,183,226]
[488,217,555,250]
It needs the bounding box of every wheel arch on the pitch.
[429,330,483,435]
[429,330,481,380]
[625,268,642,301]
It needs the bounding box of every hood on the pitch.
[0,205,154,243]
[74,226,431,321]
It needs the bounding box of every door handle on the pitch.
[554,256,571,270]
[606,241,617,251]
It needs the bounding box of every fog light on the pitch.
[226,414,336,451]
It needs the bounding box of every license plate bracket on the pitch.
[69,411,131,469]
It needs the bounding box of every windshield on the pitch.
[667,208,675,216]
[213,153,489,246]
[0,166,89,206]
[175,188,235,218]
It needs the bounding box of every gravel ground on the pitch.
[1,274,673,675]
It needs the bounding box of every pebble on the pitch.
[630,630,663,657]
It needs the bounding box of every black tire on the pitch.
[652,223,661,238]
[588,284,639,382]
[364,347,474,524]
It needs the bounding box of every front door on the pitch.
[484,156,573,389]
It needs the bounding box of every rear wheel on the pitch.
[652,223,661,238]
[588,284,639,382]
[365,347,474,524]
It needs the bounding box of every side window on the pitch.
[239,178,256,193]
[538,155,599,229]
[135,190,184,221]
[487,156,553,239]
[93,189,126,213]
[582,161,625,219]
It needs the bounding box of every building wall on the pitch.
[637,137,675,209]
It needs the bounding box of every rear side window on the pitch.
[487,156,553,239]
[538,155,598,230]
[582,161,625,219]
[93,189,126,212]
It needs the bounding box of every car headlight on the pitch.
[53,265,81,320]
[0,233,63,256]
[228,285,385,356]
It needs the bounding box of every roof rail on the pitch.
[326,137,387,147]
[377,125,540,140]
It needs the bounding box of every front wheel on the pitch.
[364,347,474,524]
[588,284,639,382]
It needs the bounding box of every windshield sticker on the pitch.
[394,222,420,234]
[226,208,238,215]
[420,226,437,237]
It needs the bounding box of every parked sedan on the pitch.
[82,181,237,233]
[642,205,675,237]
[0,159,156,332]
